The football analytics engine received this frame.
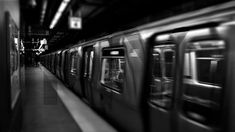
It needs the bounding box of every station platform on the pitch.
[21,65,118,132]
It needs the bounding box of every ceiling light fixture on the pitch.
[40,0,48,24]
[49,0,71,29]
[28,0,37,8]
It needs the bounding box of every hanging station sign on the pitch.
[69,16,82,29]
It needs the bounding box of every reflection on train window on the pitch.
[70,54,75,72]
[83,49,94,78]
[149,45,175,109]
[165,51,174,78]
[182,40,225,126]
[70,51,78,75]
[84,52,88,77]
[10,51,18,75]
[196,50,224,84]
[152,52,161,78]
[88,51,94,79]
[101,50,125,93]
[59,52,62,68]
[184,53,192,79]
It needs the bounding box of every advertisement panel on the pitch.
[6,12,20,109]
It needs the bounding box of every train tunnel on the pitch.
[1,0,235,132]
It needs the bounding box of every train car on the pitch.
[41,1,235,132]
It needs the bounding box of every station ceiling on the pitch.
[20,0,229,52]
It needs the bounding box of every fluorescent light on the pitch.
[14,38,18,44]
[58,1,68,12]
[50,21,55,29]
[54,12,62,21]
[50,20,56,29]
[110,51,119,55]
[50,12,62,29]
[49,0,70,29]
[40,0,48,24]
[156,34,170,41]
[42,0,47,10]
[42,10,46,15]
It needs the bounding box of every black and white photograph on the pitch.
[0,0,234,132]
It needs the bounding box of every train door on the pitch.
[91,41,109,110]
[177,28,226,132]
[68,48,81,91]
[100,47,124,116]
[148,34,176,132]
[82,46,94,103]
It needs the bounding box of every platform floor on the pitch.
[21,65,117,132]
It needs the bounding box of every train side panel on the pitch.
[97,34,147,132]
[90,41,110,110]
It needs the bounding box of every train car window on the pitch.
[88,51,94,79]
[70,51,78,75]
[149,45,175,109]
[196,49,224,84]
[101,48,125,93]
[182,40,225,126]
[164,50,174,78]
[59,52,63,69]
[70,54,74,72]
[152,51,162,78]
[84,52,89,77]
[184,53,192,79]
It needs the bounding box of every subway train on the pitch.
[41,1,235,132]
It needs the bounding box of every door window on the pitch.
[149,44,175,109]
[88,51,94,79]
[83,48,94,78]
[182,40,225,126]
[70,51,79,75]
[101,48,125,93]
[84,51,89,77]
